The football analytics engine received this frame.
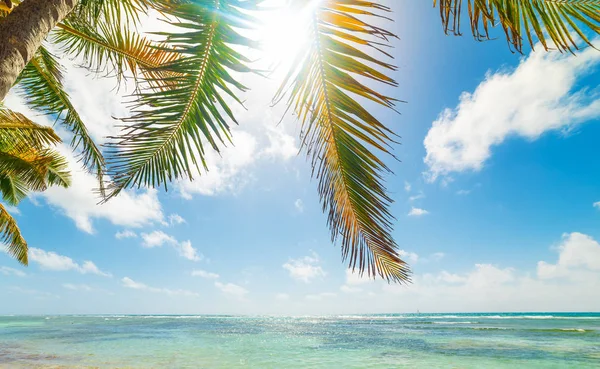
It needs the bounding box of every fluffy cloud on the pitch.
[29,248,111,277]
[141,231,176,248]
[191,270,220,280]
[404,181,412,192]
[537,232,600,280]
[408,207,429,217]
[399,250,419,263]
[283,252,326,283]
[115,230,137,240]
[140,231,202,261]
[121,277,199,297]
[424,44,600,182]
[214,282,248,300]
[168,214,186,226]
[36,157,164,234]
[177,241,203,262]
[0,266,26,277]
[594,202,600,209]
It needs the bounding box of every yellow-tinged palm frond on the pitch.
[0,202,27,265]
[16,47,105,192]
[275,0,409,283]
[0,106,61,148]
[0,106,71,193]
[104,0,258,197]
[434,0,600,53]
[0,106,69,266]
[53,17,180,87]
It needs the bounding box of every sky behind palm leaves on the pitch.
[1,0,600,315]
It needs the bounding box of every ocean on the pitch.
[0,313,598,368]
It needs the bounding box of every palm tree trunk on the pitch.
[0,0,79,102]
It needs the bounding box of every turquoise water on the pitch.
[1,313,599,368]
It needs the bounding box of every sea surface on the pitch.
[0,313,599,368]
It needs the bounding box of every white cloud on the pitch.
[141,231,176,248]
[399,250,419,263]
[0,266,26,277]
[29,248,111,277]
[121,277,199,297]
[408,207,429,217]
[594,202,600,209]
[191,270,220,280]
[214,282,248,300]
[2,204,20,215]
[294,199,304,213]
[537,232,600,280]
[140,231,202,261]
[408,193,425,202]
[424,44,600,182]
[63,283,93,291]
[176,241,203,262]
[282,252,326,283]
[115,230,137,240]
[456,190,471,196]
[340,269,376,293]
[168,214,186,226]
[404,181,411,192]
[32,146,164,234]
[176,131,258,198]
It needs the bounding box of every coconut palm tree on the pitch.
[0,104,71,265]
[0,0,598,281]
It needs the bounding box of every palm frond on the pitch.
[74,0,152,25]
[434,0,600,53]
[16,47,105,191]
[0,173,28,205]
[0,202,27,265]
[43,149,71,188]
[53,16,180,86]
[0,106,71,192]
[105,0,258,197]
[275,0,409,283]
[0,106,61,148]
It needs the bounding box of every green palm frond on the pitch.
[43,149,71,188]
[275,0,409,283]
[16,47,105,191]
[434,0,600,53]
[105,0,257,197]
[0,106,61,148]
[0,106,70,192]
[0,173,28,206]
[53,17,180,87]
[75,0,152,25]
[0,202,27,265]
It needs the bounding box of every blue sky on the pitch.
[1,0,600,315]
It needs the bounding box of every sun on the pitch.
[257,0,313,69]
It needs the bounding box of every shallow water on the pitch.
[1,313,599,368]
